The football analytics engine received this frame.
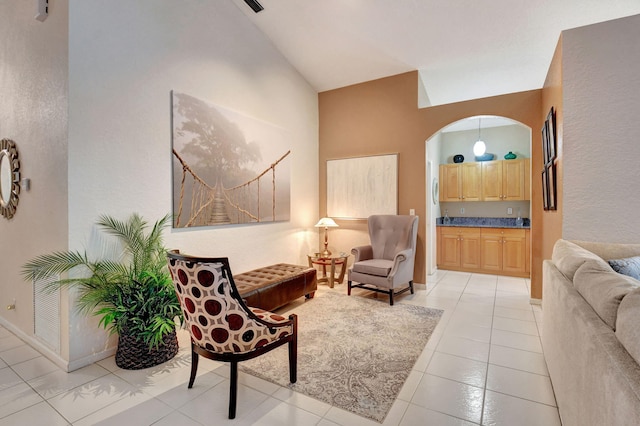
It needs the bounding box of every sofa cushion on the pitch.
[608,256,640,280]
[574,259,640,329]
[616,287,640,365]
[552,239,609,282]
[352,259,393,277]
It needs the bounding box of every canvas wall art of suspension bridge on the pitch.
[171,91,291,228]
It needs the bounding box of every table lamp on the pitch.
[315,217,338,257]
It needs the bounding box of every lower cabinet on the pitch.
[437,227,530,277]
[439,228,481,269]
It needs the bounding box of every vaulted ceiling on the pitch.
[232,0,640,106]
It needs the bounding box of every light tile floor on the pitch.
[0,271,560,425]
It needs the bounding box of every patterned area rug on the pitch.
[240,291,443,422]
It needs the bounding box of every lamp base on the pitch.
[321,248,332,257]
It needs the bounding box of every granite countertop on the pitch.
[436,216,530,229]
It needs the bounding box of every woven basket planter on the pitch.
[115,330,179,370]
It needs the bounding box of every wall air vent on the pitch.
[244,0,264,13]
[33,275,61,353]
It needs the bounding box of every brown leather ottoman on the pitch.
[233,263,317,312]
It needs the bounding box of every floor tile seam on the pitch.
[492,303,536,312]
[479,277,498,426]
[270,390,332,419]
[423,364,488,389]
[10,361,61,383]
[446,316,494,326]
[483,388,558,408]
[486,359,549,377]
[491,313,536,322]
[43,371,130,401]
[33,370,114,401]
[490,325,539,337]
[532,308,545,338]
[487,362,552,379]
[67,387,166,425]
[0,383,47,421]
[2,363,39,393]
[432,346,488,364]
[423,279,473,374]
[488,341,543,355]
[440,333,491,345]
[0,353,40,367]
[42,399,74,424]
[405,401,482,425]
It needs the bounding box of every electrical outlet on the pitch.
[460,207,465,214]
[409,208,415,215]
[507,207,513,215]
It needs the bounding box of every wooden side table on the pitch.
[307,253,349,288]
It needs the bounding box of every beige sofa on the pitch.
[543,239,640,426]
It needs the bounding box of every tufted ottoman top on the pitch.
[234,264,312,291]
[233,263,317,311]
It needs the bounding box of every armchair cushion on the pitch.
[352,259,393,277]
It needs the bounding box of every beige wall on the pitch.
[0,0,70,358]
[541,37,564,270]
[319,72,545,297]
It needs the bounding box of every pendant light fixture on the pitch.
[473,117,486,156]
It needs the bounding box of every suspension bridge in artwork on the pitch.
[173,149,291,228]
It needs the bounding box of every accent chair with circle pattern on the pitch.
[166,250,298,419]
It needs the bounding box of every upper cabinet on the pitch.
[440,158,530,202]
[439,163,482,202]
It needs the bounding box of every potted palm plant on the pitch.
[23,213,182,370]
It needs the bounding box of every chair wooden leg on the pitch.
[229,361,238,419]
[389,289,394,305]
[289,315,298,383]
[410,280,415,294]
[188,342,199,388]
[348,280,352,295]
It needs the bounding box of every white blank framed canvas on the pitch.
[327,154,398,219]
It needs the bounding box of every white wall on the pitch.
[562,14,640,242]
[426,133,441,275]
[0,0,70,360]
[440,124,530,163]
[64,0,318,368]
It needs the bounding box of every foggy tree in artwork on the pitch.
[173,92,262,188]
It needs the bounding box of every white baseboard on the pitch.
[0,317,115,372]
[68,347,116,372]
[530,298,542,305]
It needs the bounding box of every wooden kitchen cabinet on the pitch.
[441,159,530,202]
[438,226,530,277]
[481,159,528,201]
[438,227,481,269]
[480,228,527,274]
[439,163,482,202]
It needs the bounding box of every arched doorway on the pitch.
[425,115,532,276]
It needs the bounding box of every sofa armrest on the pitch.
[352,245,373,262]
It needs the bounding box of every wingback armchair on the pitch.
[166,250,297,419]
[348,215,419,305]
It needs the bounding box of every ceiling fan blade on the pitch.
[244,0,264,13]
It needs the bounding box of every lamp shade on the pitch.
[315,217,338,228]
[473,140,486,156]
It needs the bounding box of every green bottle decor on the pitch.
[504,151,517,159]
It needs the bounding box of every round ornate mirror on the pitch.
[0,138,20,219]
